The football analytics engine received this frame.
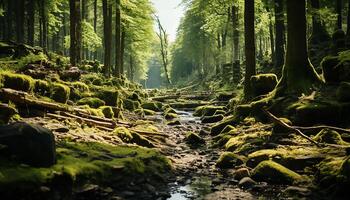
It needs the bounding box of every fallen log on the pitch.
[60,112,116,129]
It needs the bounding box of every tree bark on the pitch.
[115,0,122,77]
[27,0,35,46]
[15,0,25,43]
[337,0,343,30]
[232,5,240,62]
[275,0,321,96]
[266,4,275,63]
[103,0,112,76]
[274,0,285,74]
[121,30,125,74]
[69,0,82,66]
[93,0,98,60]
[244,0,256,99]
[5,0,13,41]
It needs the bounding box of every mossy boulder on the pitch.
[114,127,133,142]
[69,82,90,100]
[314,128,348,145]
[130,132,155,148]
[0,122,56,167]
[0,71,34,92]
[185,132,205,145]
[167,120,181,126]
[216,92,235,101]
[50,83,70,103]
[210,116,238,136]
[141,102,162,112]
[97,88,120,106]
[123,99,141,111]
[201,114,224,124]
[100,106,114,119]
[250,74,278,97]
[215,152,244,169]
[34,80,50,96]
[251,160,303,184]
[165,112,179,120]
[336,82,350,102]
[77,97,105,109]
[194,105,225,117]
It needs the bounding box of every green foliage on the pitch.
[17,53,48,69]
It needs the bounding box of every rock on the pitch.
[210,116,238,136]
[250,74,278,97]
[201,114,224,123]
[272,118,292,135]
[34,80,50,96]
[77,97,105,108]
[50,83,70,103]
[97,89,120,106]
[0,122,56,167]
[0,71,35,92]
[141,102,162,112]
[164,112,178,120]
[123,99,141,111]
[185,132,205,145]
[193,105,225,117]
[100,106,114,119]
[0,103,18,124]
[216,92,235,102]
[282,186,311,197]
[130,132,155,148]
[215,152,244,169]
[234,168,251,180]
[235,104,251,119]
[59,67,81,81]
[336,82,350,102]
[251,160,302,184]
[238,177,257,189]
[167,120,181,126]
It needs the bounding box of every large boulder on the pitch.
[250,74,278,97]
[215,152,244,169]
[0,122,56,167]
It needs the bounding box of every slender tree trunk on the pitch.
[103,0,112,76]
[337,0,343,30]
[232,5,240,61]
[6,0,13,41]
[266,4,275,63]
[115,0,122,77]
[274,0,285,73]
[69,0,82,66]
[63,12,67,56]
[39,0,48,50]
[0,0,5,40]
[15,0,25,43]
[121,30,125,75]
[130,54,134,81]
[93,0,98,60]
[276,0,321,96]
[244,0,256,99]
[27,0,35,46]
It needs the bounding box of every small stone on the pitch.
[234,168,251,180]
[283,186,311,197]
[238,177,257,189]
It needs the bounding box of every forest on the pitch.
[1,0,350,199]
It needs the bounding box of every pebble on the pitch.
[238,177,257,189]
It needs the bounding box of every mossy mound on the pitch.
[141,102,163,112]
[224,130,270,152]
[215,152,245,169]
[250,73,278,97]
[100,106,114,119]
[321,51,350,84]
[167,120,181,126]
[194,105,225,117]
[0,141,170,198]
[80,105,104,117]
[97,88,120,106]
[201,114,224,123]
[216,92,235,101]
[77,97,105,109]
[68,81,90,100]
[314,129,348,145]
[123,99,141,111]
[34,80,50,96]
[336,82,350,102]
[130,131,155,148]
[0,71,34,92]
[210,116,238,136]
[50,83,70,103]
[165,112,179,120]
[114,127,133,142]
[251,160,303,184]
[185,132,205,146]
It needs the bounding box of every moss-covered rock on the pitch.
[165,112,179,120]
[216,92,235,101]
[123,99,141,111]
[215,152,244,169]
[0,103,18,124]
[97,88,120,106]
[314,128,348,145]
[100,106,114,119]
[77,97,105,108]
[210,116,238,136]
[194,105,225,117]
[130,132,155,148]
[201,114,224,123]
[141,102,163,112]
[114,127,133,142]
[68,81,90,100]
[50,83,70,103]
[252,160,303,184]
[336,82,350,102]
[34,80,50,96]
[250,73,278,97]
[167,120,181,126]
[0,71,34,92]
[185,132,205,145]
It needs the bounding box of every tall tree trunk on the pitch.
[27,0,35,46]
[266,4,275,63]
[39,0,48,50]
[121,30,125,75]
[63,12,67,56]
[232,5,240,61]
[129,54,134,81]
[310,0,330,44]
[69,0,82,66]
[276,0,321,96]
[115,0,122,77]
[0,0,4,40]
[274,0,285,74]
[6,0,13,41]
[244,0,256,99]
[347,0,350,35]
[103,0,112,76]
[93,0,98,60]
[337,0,343,30]
[15,0,25,43]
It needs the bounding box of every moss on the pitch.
[167,120,181,126]
[251,160,303,184]
[143,109,156,116]
[165,112,178,120]
[68,81,90,100]
[114,127,133,142]
[34,80,50,96]
[314,129,348,145]
[250,73,278,97]
[220,125,237,135]
[194,105,225,117]
[141,102,163,112]
[201,114,224,123]
[100,106,114,119]
[77,97,105,108]
[130,132,155,148]
[164,107,177,115]
[235,104,252,119]
[123,99,141,111]
[215,152,245,169]
[0,141,171,195]
[336,82,350,102]
[97,88,120,106]
[225,130,270,152]
[50,83,70,103]
[185,132,205,145]
[0,71,34,92]
[210,116,238,136]
[128,92,141,102]
[216,92,235,101]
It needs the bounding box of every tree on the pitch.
[15,0,25,43]
[115,0,122,77]
[274,0,285,73]
[27,0,35,46]
[69,0,82,65]
[310,0,330,44]
[275,0,321,96]
[102,0,112,76]
[156,16,171,85]
[244,0,256,99]
[231,4,240,62]
[337,0,343,30]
